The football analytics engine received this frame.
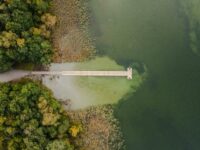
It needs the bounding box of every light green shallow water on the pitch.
[42,57,144,109]
[89,0,200,149]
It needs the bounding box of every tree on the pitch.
[41,13,57,28]
[46,140,74,150]
[25,35,53,64]
[0,31,17,48]
[0,13,10,25]
[0,50,13,72]
[30,0,51,13]
[10,9,33,32]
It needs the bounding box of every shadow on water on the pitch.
[90,0,200,149]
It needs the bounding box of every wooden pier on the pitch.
[31,67,132,80]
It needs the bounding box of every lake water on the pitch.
[0,0,199,149]
[42,57,144,109]
[89,0,200,149]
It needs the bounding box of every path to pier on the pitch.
[0,70,30,82]
[31,67,133,80]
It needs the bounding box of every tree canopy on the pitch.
[0,79,79,150]
[0,0,56,72]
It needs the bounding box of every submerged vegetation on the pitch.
[181,0,200,56]
[0,0,56,72]
[51,0,95,62]
[0,79,80,149]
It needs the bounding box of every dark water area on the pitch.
[90,0,200,149]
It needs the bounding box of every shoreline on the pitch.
[0,1,134,149]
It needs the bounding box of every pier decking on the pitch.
[31,67,132,80]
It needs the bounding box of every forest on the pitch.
[0,0,56,72]
[0,79,81,150]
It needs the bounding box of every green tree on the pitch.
[0,50,13,72]
[46,140,74,150]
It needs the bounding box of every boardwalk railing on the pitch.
[31,67,132,80]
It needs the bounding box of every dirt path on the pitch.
[0,70,30,82]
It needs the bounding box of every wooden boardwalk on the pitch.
[31,67,132,80]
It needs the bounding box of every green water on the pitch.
[90,0,200,149]
[43,57,144,109]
